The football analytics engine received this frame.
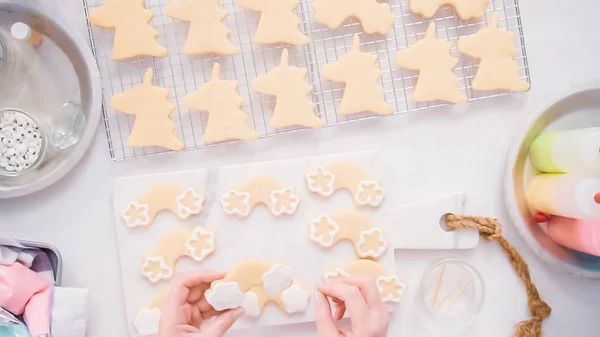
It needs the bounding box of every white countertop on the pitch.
[2,0,600,336]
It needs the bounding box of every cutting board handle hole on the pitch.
[439,213,451,232]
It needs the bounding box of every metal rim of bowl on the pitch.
[504,83,600,279]
[0,1,102,198]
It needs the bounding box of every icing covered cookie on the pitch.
[409,0,489,20]
[324,259,406,303]
[305,163,385,207]
[166,0,239,55]
[237,0,308,45]
[313,0,394,34]
[309,210,388,259]
[395,23,467,104]
[253,49,324,129]
[132,289,168,336]
[89,0,167,60]
[206,260,310,315]
[121,184,204,228]
[321,34,393,116]
[220,176,300,217]
[141,227,216,283]
[184,63,259,142]
[111,68,185,150]
[457,12,530,92]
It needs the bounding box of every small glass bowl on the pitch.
[419,258,484,325]
[0,108,48,177]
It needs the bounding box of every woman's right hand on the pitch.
[314,277,390,337]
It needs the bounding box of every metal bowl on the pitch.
[505,84,600,279]
[0,0,101,198]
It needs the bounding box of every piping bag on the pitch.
[0,307,31,337]
[0,263,52,337]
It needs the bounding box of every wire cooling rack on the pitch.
[83,0,529,161]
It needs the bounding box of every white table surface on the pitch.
[2,0,600,336]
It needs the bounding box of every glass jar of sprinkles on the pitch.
[0,109,47,176]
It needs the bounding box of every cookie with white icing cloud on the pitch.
[309,210,388,259]
[206,260,310,316]
[122,184,205,228]
[324,259,406,303]
[305,163,385,207]
[220,176,301,218]
[141,226,216,283]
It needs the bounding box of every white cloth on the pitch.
[51,287,88,337]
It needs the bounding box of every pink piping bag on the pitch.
[0,262,52,337]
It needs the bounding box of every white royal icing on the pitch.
[122,201,150,228]
[206,282,245,311]
[262,263,294,294]
[305,165,336,197]
[323,268,350,282]
[270,187,301,216]
[185,227,215,261]
[240,291,261,317]
[356,228,388,259]
[355,180,385,207]
[309,215,339,247]
[281,284,310,314]
[376,275,406,303]
[220,189,251,217]
[141,256,173,283]
[175,187,204,219]
[132,308,161,336]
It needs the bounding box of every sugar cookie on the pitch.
[133,289,169,336]
[321,34,393,116]
[166,0,239,55]
[457,13,530,92]
[409,0,489,20]
[206,260,310,315]
[141,227,216,283]
[395,23,467,104]
[305,163,385,207]
[184,63,259,142]
[309,210,388,259]
[121,184,204,228]
[220,176,300,217]
[253,49,324,129]
[111,68,185,150]
[88,0,167,60]
[313,0,394,34]
[324,260,406,303]
[237,0,308,45]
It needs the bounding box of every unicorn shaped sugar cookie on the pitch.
[184,63,259,142]
[313,0,395,34]
[253,49,324,129]
[111,68,184,150]
[409,0,489,20]
[321,34,393,116]
[457,12,530,92]
[166,0,239,55]
[88,0,167,60]
[237,0,308,45]
[395,23,467,104]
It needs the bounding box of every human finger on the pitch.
[199,307,245,336]
[336,277,387,312]
[314,291,339,337]
[316,282,369,320]
[162,270,225,324]
[333,301,345,321]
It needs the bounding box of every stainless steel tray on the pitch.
[17,239,62,285]
[504,84,600,279]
